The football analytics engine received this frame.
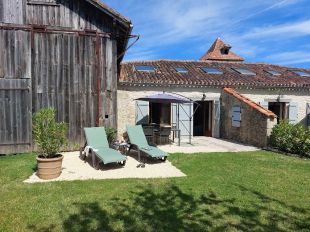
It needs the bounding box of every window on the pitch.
[135,65,155,72]
[233,68,256,75]
[150,103,171,125]
[202,67,223,74]
[265,70,281,76]
[268,102,289,124]
[232,105,241,127]
[175,67,188,73]
[290,70,310,77]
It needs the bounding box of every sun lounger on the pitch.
[82,127,127,169]
[126,125,168,162]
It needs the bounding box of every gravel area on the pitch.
[24,151,186,183]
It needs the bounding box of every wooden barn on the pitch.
[0,0,133,154]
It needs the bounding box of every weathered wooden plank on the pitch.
[1,0,24,24]
[0,88,5,144]
[0,0,3,22]
[0,78,30,89]
[111,39,118,128]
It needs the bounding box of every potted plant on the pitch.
[32,108,68,180]
[105,127,117,146]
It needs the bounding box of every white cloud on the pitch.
[265,51,310,65]
[240,20,310,39]
[104,0,309,66]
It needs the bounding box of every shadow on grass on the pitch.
[27,224,56,232]
[29,184,310,232]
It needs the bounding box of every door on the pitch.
[213,100,220,138]
[205,101,213,136]
[193,101,213,137]
[0,79,32,154]
[0,30,32,154]
[178,103,193,140]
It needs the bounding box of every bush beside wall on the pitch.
[269,120,310,157]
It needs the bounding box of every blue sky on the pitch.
[104,0,310,68]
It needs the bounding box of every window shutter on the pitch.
[171,103,178,128]
[260,101,269,109]
[213,100,221,138]
[232,105,241,127]
[135,101,149,125]
[289,102,298,124]
[306,103,310,126]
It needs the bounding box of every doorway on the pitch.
[193,101,213,136]
[268,102,288,123]
[149,102,171,125]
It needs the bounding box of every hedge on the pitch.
[269,120,310,157]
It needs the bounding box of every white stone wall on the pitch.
[117,85,310,137]
[117,86,222,136]
[238,88,310,125]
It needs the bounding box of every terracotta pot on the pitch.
[36,155,63,180]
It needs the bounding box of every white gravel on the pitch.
[24,137,258,183]
[24,151,186,183]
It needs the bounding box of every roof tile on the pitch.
[200,38,244,62]
[223,88,277,118]
[120,60,310,88]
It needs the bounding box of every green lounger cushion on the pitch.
[95,147,126,164]
[84,127,126,164]
[126,125,168,158]
[126,125,149,147]
[140,146,167,158]
[84,127,109,148]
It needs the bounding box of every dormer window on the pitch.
[233,68,256,76]
[175,67,188,73]
[265,70,281,76]
[221,44,231,55]
[290,70,310,77]
[135,65,155,72]
[202,67,223,74]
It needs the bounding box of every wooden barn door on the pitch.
[32,32,95,145]
[31,32,115,146]
[0,30,32,154]
[0,80,32,154]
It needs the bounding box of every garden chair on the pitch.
[126,125,168,163]
[81,127,127,169]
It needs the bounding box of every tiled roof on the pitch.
[223,88,277,118]
[119,60,310,89]
[86,0,131,26]
[200,38,244,62]
[84,1,132,63]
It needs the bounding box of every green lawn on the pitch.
[0,151,309,232]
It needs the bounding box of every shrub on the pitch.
[270,120,294,152]
[270,120,310,157]
[105,127,117,144]
[32,108,68,158]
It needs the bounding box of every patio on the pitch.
[24,137,258,183]
[24,151,186,183]
[159,137,259,153]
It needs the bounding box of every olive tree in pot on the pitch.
[32,108,68,180]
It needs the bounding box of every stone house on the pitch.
[118,38,310,147]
